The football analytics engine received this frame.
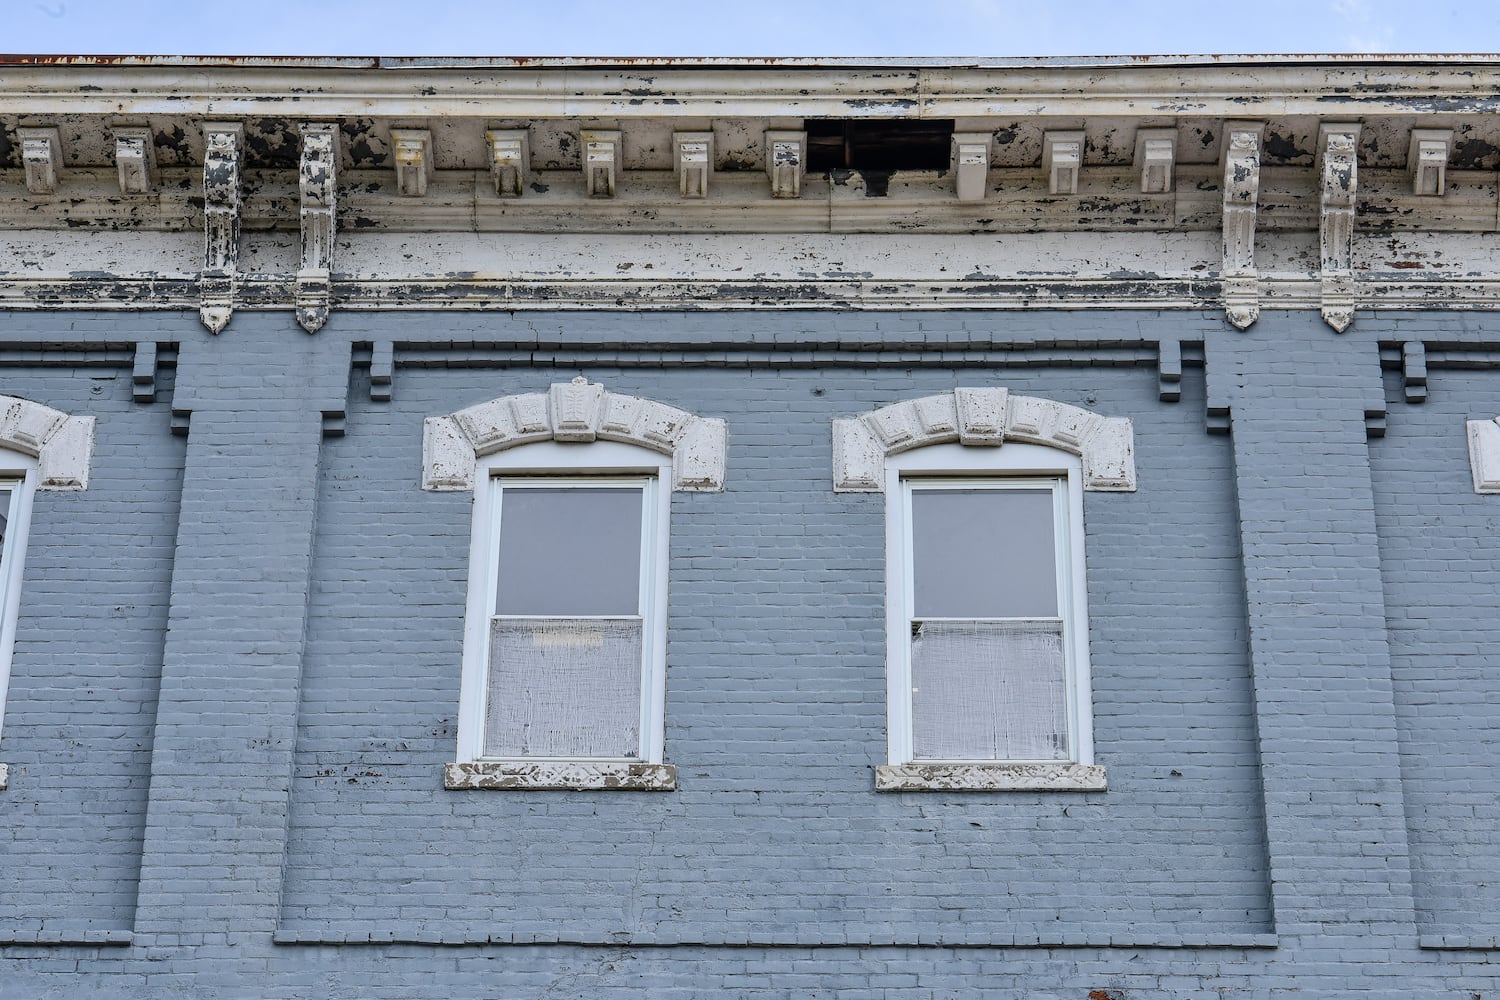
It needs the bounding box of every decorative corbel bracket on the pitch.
[112,127,154,195]
[1220,121,1265,330]
[1408,128,1451,197]
[765,130,806,199]
[17,127,61,195]
[389,129,433,197]
[1042,131,1083,195]
[951,132,990,202]
[1469,417,1500,494]
[1318,123,1361,332]
[296,123,338,333]
[1135,128,1176,194]
[199,122,243,334]
[486,129,529,197]
[581,130,620,198]
[674,132,712,199]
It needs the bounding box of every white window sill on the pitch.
[875,762,1106,792]
[443,761,676,791]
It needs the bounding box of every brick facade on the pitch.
[0,308,1495,995]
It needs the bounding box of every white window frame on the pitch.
[450,441,673,787]
[0,453,39,790]
[880,442,1103,791]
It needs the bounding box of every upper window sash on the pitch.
[902,478,1067,623]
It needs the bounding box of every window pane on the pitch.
[910,487,1057,619]
[485,617,644,758]
[910,620,1068,761]
[496,486,644,616]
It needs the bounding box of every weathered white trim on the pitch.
[0,763,7,789]
[1135,128,1176,194]
[1042,131,1083,195]
[1468,418,1500,494]
[874,762,1107,792]
[1318,123,1361,332]
[1221,122,1264,330]
[296,123,338,334]
[764,130,805,199]
[199,122,242,334]
[112,126,154,196]
[1409,129,1451,197]
[673,132,713,199]
[486,129,530,198]
[389,129,433,197]
[9,216,1500,316]
[0,396,95,491]
[17,127,61,195]
[833,388,1134,493]
[422,378,726,492]
[581,130,621,198]
[950,133,991,202]
[6,60,1500,123]
[443,761,676,791]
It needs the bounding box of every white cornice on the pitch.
[4,62,1500,118]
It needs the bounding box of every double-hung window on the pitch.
[900,476,1076,762]
[483,476,661,761]
[429,381,725,790]
[0,458,39,792]
[449,441,673,790]
[879,441,1104,790]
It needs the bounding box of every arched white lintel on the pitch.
[832,387,1135,493]
[422,378,726,493]
[0,395,95,491]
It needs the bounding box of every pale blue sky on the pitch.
[4,0,1497,57]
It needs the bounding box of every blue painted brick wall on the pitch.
[0,308,1497,998]
[1371,360,1500,939]
[0,361,183,939]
